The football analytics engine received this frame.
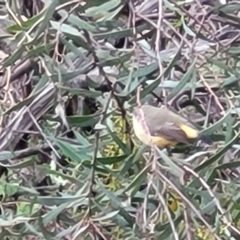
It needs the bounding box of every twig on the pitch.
[153,181,179,240]
[199,74,224,112]
[183,165,240,237]
[3,144,52,161]
[183,204,194,240]
[87,93,112,218]
[156,164,222,240]
[27,108,60,158]
[155,0,164,80]
[0,82,56,151]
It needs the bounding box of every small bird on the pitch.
[132,104,212,148]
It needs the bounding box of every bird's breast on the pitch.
[132,116,176,147]
[132,116,152,145]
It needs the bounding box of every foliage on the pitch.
[0,0,240,239]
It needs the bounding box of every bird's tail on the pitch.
[198,134,212,145]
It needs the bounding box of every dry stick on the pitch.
[136,86,154,230]
[67,210,90,239]
[129,0,140,69]
[148,204,161,232]
[132,0,178,233]
[162,19,191,50]
[186,4,225,120]
[53,1,80,62]
[156,166,222,240]
[184,5,207,75]
[155,0,164,80]
[136,11,191,53]
[153,182,179,240]
[130,1,165,102]
[136,2,228,237]
[4,144,52,160]
[27,108,60,158]
[127,8,166,103]
[26,108,66,172]
[223,85,240,132]
[199,74,224,112]
[135,86,154,229]
[135,86,178,238]
[183,205,194,240]
[168,0,223,48]
[81,29,127,122]
[190,13,225,119]
[0,82,55,151]
[183,165,240,236]
[87,93,112,220]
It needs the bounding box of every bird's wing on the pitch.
[150,121,189,143]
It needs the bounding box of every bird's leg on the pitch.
[166,146,172,157]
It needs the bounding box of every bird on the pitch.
[132,104,212,148]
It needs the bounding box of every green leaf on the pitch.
[97,155,128,165]
[35,0,60,39]
[56,85,102,98]
[7,11,46,32]
[195,131,240,172]
[67,113,101,127]
[0,158,35,169]
[124,164,149,197]
[167,59,196,101]
[50,21,91,50]
[84,0,121,16]
[3,44,25,67]
[26,43,54,58]
[55,139,91,162]
[93,23,149,40]
[63,11,97,32]
[181,16,196,37]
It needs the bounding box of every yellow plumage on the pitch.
[132,104,211,147]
